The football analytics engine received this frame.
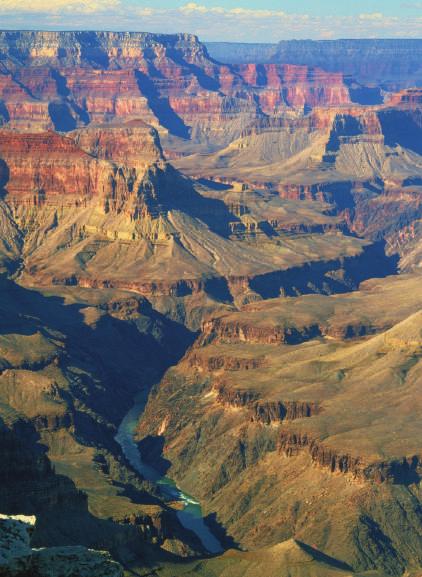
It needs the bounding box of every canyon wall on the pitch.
[0,30,352,149]
[136,277,422,574]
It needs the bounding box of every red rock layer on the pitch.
[0,131,111,206]
[70,120,164,168]
[0,73,52,131]
[233,64,350,110]
[63,68,158,126]
[0,125,168,212]
[188,352,266,372]
[198,316,321,346]
[0,31,353,137]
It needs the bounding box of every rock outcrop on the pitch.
[0,514,123,577]
[215,384,321,424]
[278,431,421,485]
[0,515,35,576]
[198,315,321,346]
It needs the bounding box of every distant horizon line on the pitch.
[0,29,421,43]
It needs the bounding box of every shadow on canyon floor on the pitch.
[249,240,399,300]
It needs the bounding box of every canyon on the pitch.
[0,30,420,577]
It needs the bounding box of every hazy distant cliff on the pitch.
[206,39,422,88]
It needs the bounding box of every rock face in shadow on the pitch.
[0,514,124,577]
[0,416,87,517]
[0,276,205,563]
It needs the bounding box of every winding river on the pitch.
[115,391,223,554]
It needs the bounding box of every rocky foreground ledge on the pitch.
[0,514,123,577]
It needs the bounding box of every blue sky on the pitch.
[136,0,418,16]
[0,0,421,41]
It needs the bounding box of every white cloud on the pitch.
[179,4,285,18]
[137,7,157,17]
[359,12,384,20]
[227,7,285,18]
[0,0,120,13]
[179,3,225,15]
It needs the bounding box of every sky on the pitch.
[0,0,421,42]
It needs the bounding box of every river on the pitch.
[115,391,223,554]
